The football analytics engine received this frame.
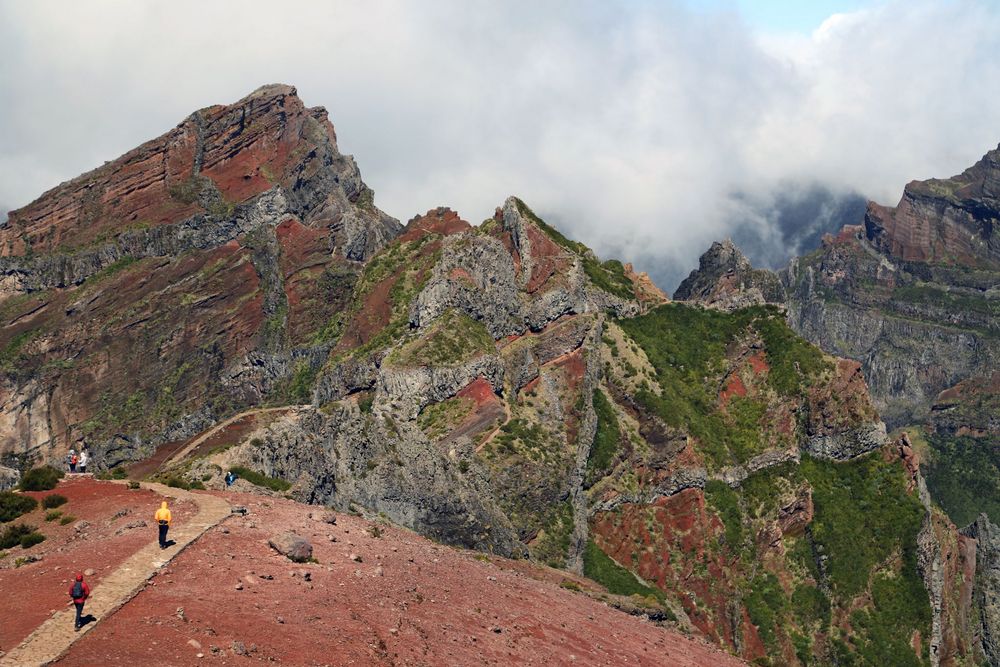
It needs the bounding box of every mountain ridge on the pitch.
[1,84,998,666]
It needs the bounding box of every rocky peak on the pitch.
[865,143,1000,268]
[1,83,400,264]
[673,239,785,311]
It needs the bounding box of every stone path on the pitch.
[0,483,230,667]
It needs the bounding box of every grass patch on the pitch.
[531,501,575,568]
[45,510,62,522]
[800,453,928,598]
[587,388,621,475]
[96,467,130,481]
[386,309,494,367]
[60,515,76,525]
[0,329,40,372]
[0,492,38,522]
[703,480,743,549]
[229,466,292,492]
[417,396,475,440]
[583,540,664,601]
[582,257,634,300]
[41,493,68,509]
[19,466,64,492]
[744,572,788,651]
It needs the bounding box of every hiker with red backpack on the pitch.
[68,573,91,631]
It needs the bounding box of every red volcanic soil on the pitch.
[399,208,471,243]
[0,477,195,652]
[51,489,743,667]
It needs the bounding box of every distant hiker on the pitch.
[225,471,237,487]
[78,449,89,474]
[68,573,91,631]
[155,501,172,549]
[66,449,76,473]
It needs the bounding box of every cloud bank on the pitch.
[1,0,998,289]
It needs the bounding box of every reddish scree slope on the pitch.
[13,483,747,666]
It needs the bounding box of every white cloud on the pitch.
[1,0,997,289]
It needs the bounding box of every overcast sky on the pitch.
[2,1,998,290]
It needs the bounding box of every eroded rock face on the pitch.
[673,239,785,311]
[865,144,1000,268]
[961,514,1000,665]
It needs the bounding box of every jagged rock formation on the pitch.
[674,239,785,312]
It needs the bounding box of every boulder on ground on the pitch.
[268,532,313,563]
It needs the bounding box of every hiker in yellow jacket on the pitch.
[155,501,172,549]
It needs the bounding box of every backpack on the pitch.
[71,581,83,599]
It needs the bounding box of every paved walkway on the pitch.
[1,482,230,667]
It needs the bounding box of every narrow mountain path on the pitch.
[0,482,230,667]
[160,405,305,470]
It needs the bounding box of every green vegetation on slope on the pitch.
[801,453,930,665]
[696,452,930,665]
[587,388,621,475]
[387,309,494,367]
[618,303,829,468]
[582,540,663,601]
[512,198,586,254]
[924,433,1000,527]
[582,258,634,300]
[228,466,292,492]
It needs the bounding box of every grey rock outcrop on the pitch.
[0,464,19,491]
[268,532,313,563]
[231,407,521,556]
[802,422,887,461]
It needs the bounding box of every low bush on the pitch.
[44,510,62,522]
[228,466,291,492]
[0,523,36,549]
[19,466,64,491]
[0,491,37,522]
[19,532,45,549]
[59,515,76,525]
[41,493,68,509]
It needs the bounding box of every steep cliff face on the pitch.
[865,144,1000,269]
[0,84,400,468]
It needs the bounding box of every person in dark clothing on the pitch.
[225,471,237,487]
[68,573,91,630]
